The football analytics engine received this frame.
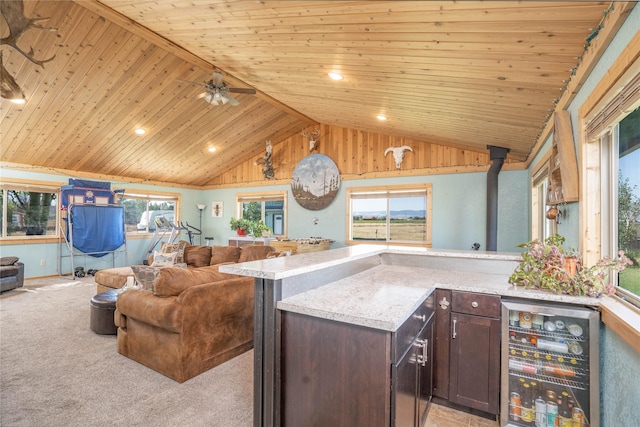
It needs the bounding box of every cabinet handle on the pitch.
[416,338,428,367]
[414,314,426,322]
[452,318,457,339]
[471,301,479,308]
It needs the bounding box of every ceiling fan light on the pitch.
[205,93,219,105]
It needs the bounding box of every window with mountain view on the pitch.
[347,185,432,246]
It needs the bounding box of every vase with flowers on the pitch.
[509,234,631,297]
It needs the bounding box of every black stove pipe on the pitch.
[486,146,509,251]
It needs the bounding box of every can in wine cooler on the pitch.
[509,392,521,421]
[572,407,584,426]
[535,398,547,427]
[509,310,520,327]
[520,312,533,329]
[547,401,559,426]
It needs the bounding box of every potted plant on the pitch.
[249,219,271,238]
[509,234,632,297]
[230,217,252,236]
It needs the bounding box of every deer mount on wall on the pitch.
[302,126,321,152]
[254,140,275,180]
[1,0,57,103]
[384,145,413,169]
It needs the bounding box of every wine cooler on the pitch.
[500,300,599,427]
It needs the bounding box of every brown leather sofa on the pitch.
[94,242,274,293]
[113,244,275,382]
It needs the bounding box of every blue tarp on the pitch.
[69,205,125,257]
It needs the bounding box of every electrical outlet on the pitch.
[40,259,46,266]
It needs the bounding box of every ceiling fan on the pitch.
[177,71,256,106]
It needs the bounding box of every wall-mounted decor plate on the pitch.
[291,154,340,210]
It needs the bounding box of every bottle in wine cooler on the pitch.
[520,312,533,329]
[532,313,545,330]
[509,310,520,327]
[559,394,572,427]
[521,383,535,424]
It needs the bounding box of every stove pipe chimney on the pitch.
[486,146,509,251]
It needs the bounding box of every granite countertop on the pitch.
[221,245,603,333]
[218,244,522,280]
[276,263,603,332]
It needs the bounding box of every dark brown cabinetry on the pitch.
[280,294,434,427]
[433,290,501,415]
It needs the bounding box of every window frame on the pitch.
[530,157,557,241]
[0,180,61,240]
[581,64,640,307]
[119,189,181,236]
[346,184,432,247]
[235,191,288,237]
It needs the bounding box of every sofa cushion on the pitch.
[151,251,178,267]
[238,245,275,263]
[153,265,230,297]
[0,256,19,266]
[94,267,134,290]
[184,245,212,268]
[0,265,19,278]
[131,264,187,291]
[210,246,242,266]
[160,240,188,264]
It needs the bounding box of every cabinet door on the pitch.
[417,315,434,426]
[449,313,500,414]
[433,289,451,399]
[393,348,417,427]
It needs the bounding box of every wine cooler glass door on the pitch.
[500,300,599,427]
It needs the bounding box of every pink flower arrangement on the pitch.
[509,234,632,297]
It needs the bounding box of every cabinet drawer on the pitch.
[451,291,500,318]
[394,295,434,364]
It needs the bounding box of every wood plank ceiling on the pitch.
[0,1,629,187]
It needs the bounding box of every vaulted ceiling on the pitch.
[0,1,634,187]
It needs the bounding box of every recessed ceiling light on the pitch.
[377,114,387,121]
[208,146,217,153]
[328,72,343,81]
[134,128,146,135]
[10,98,26,105]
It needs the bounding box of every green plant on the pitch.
[230,217,252,233]
[248,219,271,238]
[509,234,632,297]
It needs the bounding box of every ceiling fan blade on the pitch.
[222,92,240,106]
[176,78,206,87]
[212,72,225,86]
[195,91,208,100]
[228,87,256,94]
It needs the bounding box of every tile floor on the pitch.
[425,403,499,427]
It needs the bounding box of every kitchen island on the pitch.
[219,245,601,427]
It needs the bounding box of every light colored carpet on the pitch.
[0,277,253,427]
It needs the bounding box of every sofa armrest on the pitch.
[176,277,254,339]
[116,290,183,333]
[15,262,24,287]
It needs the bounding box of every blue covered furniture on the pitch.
[0,257,24,293]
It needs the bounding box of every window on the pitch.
[531,166,556,241]
[0,182,59,238]
[236,192,287,236]
[583,69,639,303]
[347,185,432,246]
[599,108,640,298]
[119,191,179,234]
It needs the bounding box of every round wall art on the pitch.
[291,154,340,210]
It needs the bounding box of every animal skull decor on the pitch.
[384,145,413,169]
[302,126,321,152]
